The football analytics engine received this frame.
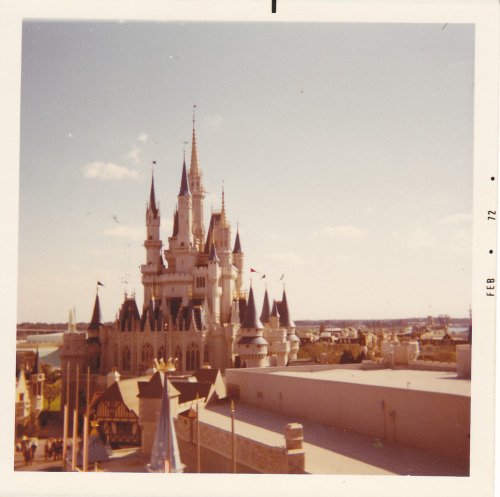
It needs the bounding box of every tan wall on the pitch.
[226,369,470,464]
[175,415,294,473]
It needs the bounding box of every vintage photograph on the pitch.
[3,4,497,495]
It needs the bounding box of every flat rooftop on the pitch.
[203,401,468,476]
[252,367,471,397]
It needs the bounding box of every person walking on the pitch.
[31,441,37,461]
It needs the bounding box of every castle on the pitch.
[59,112,299,404]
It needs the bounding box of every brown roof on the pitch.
[171,381,212,404]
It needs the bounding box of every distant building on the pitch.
[14,349,45,438]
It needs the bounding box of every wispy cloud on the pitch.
[104,225,144,241]
[311,225,365,240]
[83,161,138,180]
[204,114,222,128]
[138,132,148,143]
[440,213,472,225]
[264,252,315,266]
[125,145,141,164]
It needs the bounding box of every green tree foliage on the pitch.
[41,363,59,384]
[44,381,61,411]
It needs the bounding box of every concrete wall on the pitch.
[175,415,302,473]
[226,368,470,464]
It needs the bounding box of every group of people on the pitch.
[44,438,64,461]
[16,439,37,466]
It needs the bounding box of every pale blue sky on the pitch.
[18,21,474,322]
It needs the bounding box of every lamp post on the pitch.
[231,400,236,473]
[196,394,200,473]
[62,362,69,471]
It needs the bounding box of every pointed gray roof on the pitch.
[241,287,263,330]
[278,289,295,328]
[88,294,101,331]
[260,289,270,324]
[233,230,242,254]
[149,175,159,218]
[149,377,183,472]
[178,160,191,197]
[208,242,219,262]
[33,347,42,375]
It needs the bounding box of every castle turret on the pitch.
[142,174,164,306]
[207,242,221,321]
[279,289,300,360]
[188,107,205,251]
[267,299,289,366]
[232,227,244,296]
[237,286,268,368]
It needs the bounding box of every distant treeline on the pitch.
[17,322,113,331]
[295,317,471,330]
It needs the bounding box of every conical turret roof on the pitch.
[178,160,191,197]
[233,229,242,254]
[241,286,263,330]
[149,175,159,218]
[88,294,101,331]
[260,289,270,324]
[148,376,183,472]
[208,242,219,262]
[279,289,295,328]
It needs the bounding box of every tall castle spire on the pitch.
[149,174,159,219]
[188,105,205,250]
[190,105,200,178]
[220,185,228,228]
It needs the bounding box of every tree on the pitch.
[44,381,61,411]
[41,363,59,384]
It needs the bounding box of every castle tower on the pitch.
[268,299,289,366]
[207,242,221,321]
[279,289,300,360]
[142,174,164,306]
[188,107,205,251]
[177,159,194,249]
[232,227,244,297]
[60,309,87,414]
[236,286,268,368]
[216,188,234,323]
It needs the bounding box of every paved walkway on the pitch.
[204,401,469,476]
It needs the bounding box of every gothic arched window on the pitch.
[122,346,131,371]
[186,342,200,371]
[141,343,154,369]
[203,344,209,365]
